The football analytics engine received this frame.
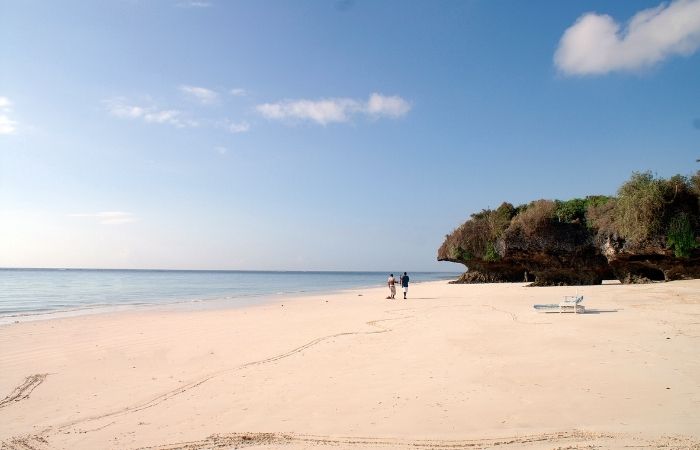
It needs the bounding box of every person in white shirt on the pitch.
[387,274,397,299]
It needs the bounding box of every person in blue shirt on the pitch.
[400,272,409,299]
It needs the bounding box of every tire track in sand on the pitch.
[0,434,49,450]
[130,429,700,450]
[53,309,412,432]
[0,374,49,409]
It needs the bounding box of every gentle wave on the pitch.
[0,269,459,322]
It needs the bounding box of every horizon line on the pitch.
[0,267,461,274]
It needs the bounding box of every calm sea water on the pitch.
[0,269,458,322]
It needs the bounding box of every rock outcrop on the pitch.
[438,171,700,286]
[438,220,614,286]
[599,235,700,283]
[499,222,614,285]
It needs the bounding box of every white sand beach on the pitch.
[1,280,699,449]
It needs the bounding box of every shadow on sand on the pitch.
[583,309,620,314]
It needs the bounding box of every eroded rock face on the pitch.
[437,242,528,284]
[446,263,528,284]
[598,235,700,283]
[438,206,699,286]
[498,222,614,285]
[439,221,614,285]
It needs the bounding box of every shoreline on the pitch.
[0,278,448,327]
[0,270,459,326]
[2,279,699,449]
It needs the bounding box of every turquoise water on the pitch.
[0,269,458,321]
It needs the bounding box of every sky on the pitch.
[1,0,699,271]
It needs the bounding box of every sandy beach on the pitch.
[1,279,699,449]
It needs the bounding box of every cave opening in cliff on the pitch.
[632,267,665,282]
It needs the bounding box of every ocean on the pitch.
[0,269,459,323]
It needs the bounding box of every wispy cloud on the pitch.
[179,85,219,104]
[214,146,228,155]
[69,211,137,225]
[256,93,411,125]
[257,98,356,125]
[105,98,197,128]
[177,1,212,8]
[226,121,250,134]
[0,96,18,135]
[555,0,700,76]
[0,116,18,135]
[230,88,247,97]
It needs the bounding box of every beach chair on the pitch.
[559,295,585,313]
[533,295,585,314]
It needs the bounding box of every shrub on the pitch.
[667,213,698,258]
[599,172,699,245]
[484,241,500,262]
[555,196,614,226]
[585,195,613,209]
[554,198,586,223]
[691,170,700,197]
[448,244,473,261]
[438,202,518,262]
[511,200,556,235]
[586,198,617,233]
[488,203,518,239]
[614,172,667,242]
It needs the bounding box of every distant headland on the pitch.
[438,170,700,285]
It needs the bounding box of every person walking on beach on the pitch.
[400,272,409,299]
[387,274,397,299]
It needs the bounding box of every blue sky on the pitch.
[1,0,699,271]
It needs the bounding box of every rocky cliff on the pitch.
[438,171,700,285]
[598,235,700,283]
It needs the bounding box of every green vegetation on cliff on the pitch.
[604,172,699,247]
[442,202,521,263]
[667,213,698,258]
[438,170,700,284]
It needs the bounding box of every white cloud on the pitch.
[105,98,197,128]
[0,115,18,135]
[227,121,250,133]
[144,109,182,124]
[366,93,411,118]
[0,96,18,135]
[256,93,411,125]
[230,88,247,96]
[179,85,219,104]
[257,98,358,125]
[69,211,137,225]
[555,0,700,75]
[214,146,228,155]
